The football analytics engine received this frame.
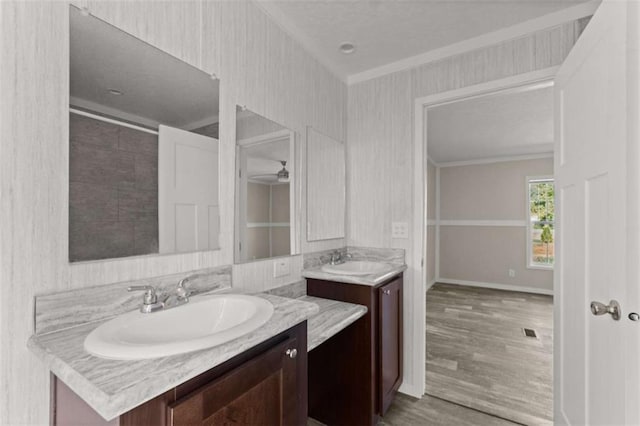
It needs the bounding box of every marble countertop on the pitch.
[301,263,407,286]
[27,293,319,421]
[302,296,367,351]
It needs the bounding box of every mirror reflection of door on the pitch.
[235,107,294,263]
[68,5,220,262]
[158,125,219,254]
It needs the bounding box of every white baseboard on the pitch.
[425,280,436,292]
[436,278,554,296]
[398,382,423,399]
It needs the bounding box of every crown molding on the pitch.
[347,0,600,85]
[434,153,554,168]
[69,96,160,129]
[253,0,599,87]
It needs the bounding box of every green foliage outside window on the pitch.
[529,180,554,266]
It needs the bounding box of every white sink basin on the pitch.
[321,261,391,276]
[84,294,274,360]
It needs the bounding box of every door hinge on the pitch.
[239,169,242,178]
[421,258,424,267]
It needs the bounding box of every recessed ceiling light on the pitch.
[107,89,123,96]
[339,42,356,55]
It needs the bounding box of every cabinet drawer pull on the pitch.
[383,289,391,295]
[286,348,298,359]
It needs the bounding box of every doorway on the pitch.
[417,73,556,425]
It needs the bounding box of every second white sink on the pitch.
[84,294,274,360]
[321,261,391,276]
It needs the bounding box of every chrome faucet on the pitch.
[329,251,341,265]
[177,277,191,300]
[128,276,196,313]
[164,276,192,308]
[127,285,164,313]
[328,250,351,265]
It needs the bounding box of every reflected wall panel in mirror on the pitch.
[306,127,346,241]
[68,6,220,262]
[235,107,298,263]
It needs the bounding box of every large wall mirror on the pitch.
[68,6,220,262]
[235,107,298,263]
[306,127,346,241]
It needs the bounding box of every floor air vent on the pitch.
[523,328,538,338]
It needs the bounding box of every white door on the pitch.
[158,125,219,253]
[555,1,639,424]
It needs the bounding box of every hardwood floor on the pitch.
[309,393,518,426]
[379,393,518,426]
[425,283,553,425]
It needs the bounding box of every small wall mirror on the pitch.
[68,6,220,262]
[306,127,346,241]
[235,107,297,263]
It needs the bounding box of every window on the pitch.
[528,177,554,269]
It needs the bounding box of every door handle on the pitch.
[590,300,621,320]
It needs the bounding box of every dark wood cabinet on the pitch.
[307,274,403,425]
[168,336,299,426]
[378,278,403,415]
[54,322,307,426]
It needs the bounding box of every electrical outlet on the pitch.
[391,222,409,239]
[508,269,516,278]
[273,258,291,278]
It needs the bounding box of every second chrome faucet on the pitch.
[128,276,194,314]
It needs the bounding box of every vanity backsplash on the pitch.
[303,246,405,269]
[34,265,231,335]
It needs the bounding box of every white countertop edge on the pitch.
[303,297,368,351]
[301,264,407,286]
[28,294,319,421]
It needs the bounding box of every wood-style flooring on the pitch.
[426,283,553,425]
[379,393,518,425]
[309,393,518,426]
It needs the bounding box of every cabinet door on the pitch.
[378,277,403,415]
[168,337,300,426]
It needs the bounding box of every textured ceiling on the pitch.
[427,84,554,163]
[258,0,593,79]
[70,6,219,129]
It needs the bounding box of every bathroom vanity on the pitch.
[305,269,404,426]
[28,265,372,426]
[53,322,307,426]
[27,269,323,425]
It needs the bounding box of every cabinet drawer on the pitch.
[168,337,299,426]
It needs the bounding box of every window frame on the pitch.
[526,175,555,270]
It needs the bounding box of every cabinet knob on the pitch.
[286,348,298,359]
[383,289,391,295]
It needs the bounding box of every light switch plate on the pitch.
[273,258,291,278]
[391,222,409,239]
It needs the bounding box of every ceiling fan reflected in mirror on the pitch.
[277,160,289,182]
[249,160,290,183]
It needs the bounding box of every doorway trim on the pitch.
[410,65,559,397]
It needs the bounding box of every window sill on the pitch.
[527,264,554,271]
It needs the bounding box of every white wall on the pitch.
[0,1,346,424]
[347,19,587,396]
[437,158,554,293]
